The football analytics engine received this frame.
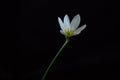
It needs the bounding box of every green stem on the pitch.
[41,38,69,80]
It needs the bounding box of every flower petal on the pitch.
[58,17,64,30]
[74,24,86,35]
[71,14,81,30]
[60,30,65,35]
[64,15,71,29]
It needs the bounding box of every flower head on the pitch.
[58,14,86,37]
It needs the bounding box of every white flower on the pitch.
[58,14,86,37]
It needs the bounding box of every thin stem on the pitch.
[41,38,69,80]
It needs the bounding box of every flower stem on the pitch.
[41,38,69,80]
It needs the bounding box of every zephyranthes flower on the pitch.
[58,14,86,37]
[41,14,86,80]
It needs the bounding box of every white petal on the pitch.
[60,30,65,35]
[58,17,64,30]
[71,14,81,30]
[64,15,71,29]
[74,24,86,35]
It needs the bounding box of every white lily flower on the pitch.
[58,14,86,37]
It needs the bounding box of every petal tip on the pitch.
[81,24,87,30]
[76,14,80,18]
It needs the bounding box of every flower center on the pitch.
[64,29,74,37]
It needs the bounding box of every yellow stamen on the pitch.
[64,29,74,37]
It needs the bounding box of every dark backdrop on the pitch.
[1,0,120,80]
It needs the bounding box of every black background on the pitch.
[1,0,120,80]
